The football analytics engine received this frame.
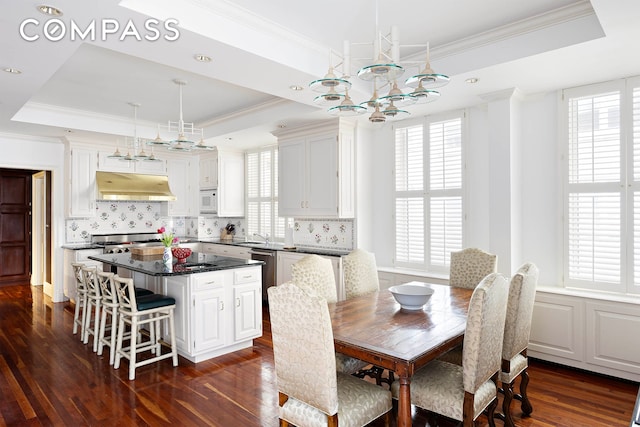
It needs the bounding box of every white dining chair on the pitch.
[495,262,539,427]
[449,247,497,289]
[391,273,509,427]
[343,248,389,384]
[291,254,370,376]
[268,282,392,427]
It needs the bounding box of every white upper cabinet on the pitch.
[67,144,97,218]
[276,118,355,218]
[199,149,244,217]
[199,154,218,189]
[166,156,196,216]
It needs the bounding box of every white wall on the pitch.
[0,133,66,301]
[368,90,561,287]
[370,123,396,267]
[519,92,561,287]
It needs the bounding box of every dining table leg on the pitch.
[397,375,411,427]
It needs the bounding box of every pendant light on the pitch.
[308,0,449,121]
[129,102,150,160]
[154,79,202,152]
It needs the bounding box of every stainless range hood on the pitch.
[96,171,176,201]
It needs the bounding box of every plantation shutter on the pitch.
[395,125,424,265]
[566,90,622,289]
[246,147,283,240]
[429,118,463,267]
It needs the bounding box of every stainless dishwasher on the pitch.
[250,249,276,303]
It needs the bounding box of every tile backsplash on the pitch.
[65,201,244,243]
[65,201,354,251]
[291,218,354,251]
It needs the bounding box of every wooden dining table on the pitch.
[327,283,474,427]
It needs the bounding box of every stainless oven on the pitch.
[92,232,163,272]
[250,249,276,303]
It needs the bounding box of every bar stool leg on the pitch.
[169,308,178,366]
[129,316,138,381]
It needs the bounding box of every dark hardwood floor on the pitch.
[0,284,637,426]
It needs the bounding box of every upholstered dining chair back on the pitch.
[389,273,509,425]
[291,254,338,303]
[268,282,339,415]
[343,249,380,299]
[449,247,498,289]
[497,262,539,427]
[502,262,539,362]
[462,272,509,394]
[268,282,392,427]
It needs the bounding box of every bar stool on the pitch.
[71,263,88,339]
[113,275,178,380]
[82,266,102,352]
[96,271,118,365]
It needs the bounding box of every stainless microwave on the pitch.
[200,189,217,213]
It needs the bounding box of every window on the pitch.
[394,113,464,272]
[246,146,285,241]
[563,78,640,294]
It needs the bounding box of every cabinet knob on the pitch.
[236,298,240,307]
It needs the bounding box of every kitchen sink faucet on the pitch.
[253,233,270,244]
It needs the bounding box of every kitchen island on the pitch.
[89,252,263,363]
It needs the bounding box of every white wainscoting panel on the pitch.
[585,301,640,375]
[529,293,584,361]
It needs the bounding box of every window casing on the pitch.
[394,112,465,272]
[563,77,640,294]
[246,146,285,241]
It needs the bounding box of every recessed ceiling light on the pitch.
[289,85,304,91]
[194,54,212,63]
[37,5,63,16]
[225,137,233,141]
[277,124,286,129]
[2,68,22,74]
[465,77,479,84]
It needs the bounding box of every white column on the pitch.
[479,88,523,275]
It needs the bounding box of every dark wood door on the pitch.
[0,169,32,286]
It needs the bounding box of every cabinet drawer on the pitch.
[192,272,225,291]
[234,267,260,284]
[76,249,104,262]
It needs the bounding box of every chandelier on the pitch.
[309,4,449,124]
[108,102,162,162]
[148,79,213,152]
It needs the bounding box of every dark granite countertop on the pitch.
[88,251,263,276]
[198,238,349,257]
[65,237,350,257]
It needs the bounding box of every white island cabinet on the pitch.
[163,265,262,363]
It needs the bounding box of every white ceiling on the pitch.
[1,0,640,150]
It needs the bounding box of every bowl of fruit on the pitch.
[171,247,192,263]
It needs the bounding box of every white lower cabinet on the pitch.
[528,289,640,382]
[276,251,344,300]
[163,266,262,363]
[200,243,251,259]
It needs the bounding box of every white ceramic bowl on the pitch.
[389,282,434,310]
